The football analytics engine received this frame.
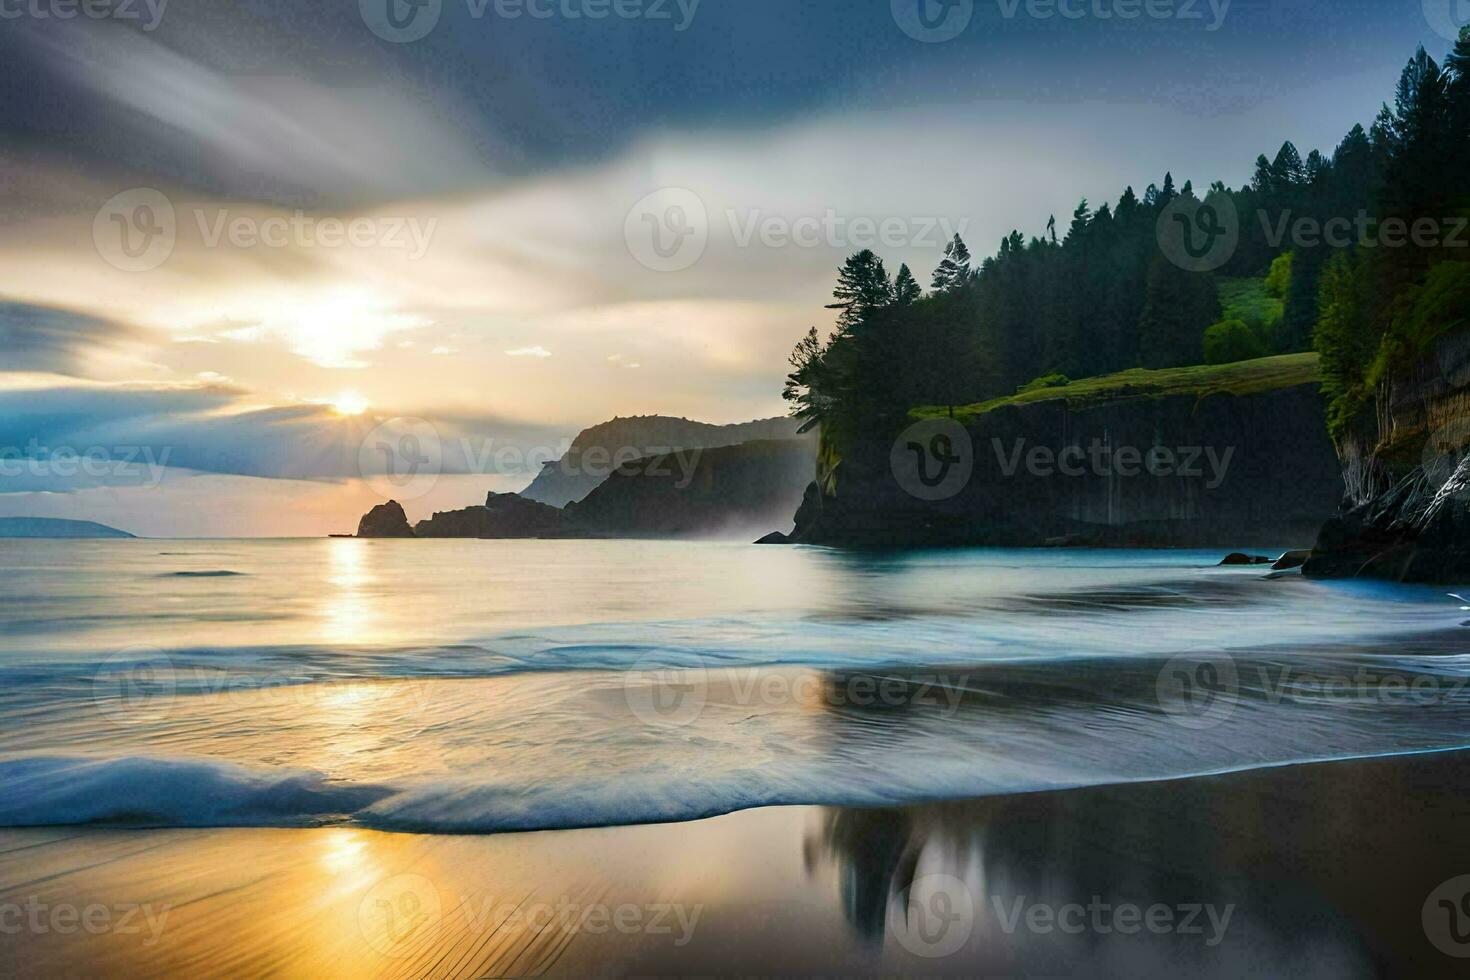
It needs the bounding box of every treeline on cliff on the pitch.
[785,33,1470,456]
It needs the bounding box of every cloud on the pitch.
[0,383,574,489]
[9,17,491,207]
[0,301,140,377]
[506,346,552,358]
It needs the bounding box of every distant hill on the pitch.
[0,517,135,538]
[520,414,809,507]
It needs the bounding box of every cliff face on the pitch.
[520,415,806,507]
[791,356,1343,549]
[566,439,815,538]
[1304,331,1470,582]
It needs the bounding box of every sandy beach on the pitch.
[3,748,1468,978]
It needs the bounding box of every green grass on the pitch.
[913,352,1321,423]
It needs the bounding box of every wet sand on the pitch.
[3,748,1469,978]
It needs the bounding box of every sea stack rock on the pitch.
[357,500,415,538]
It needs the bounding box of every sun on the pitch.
[330,391,369,417]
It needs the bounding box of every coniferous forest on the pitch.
[785,36,1470,453]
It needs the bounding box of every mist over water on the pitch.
[1,539,1466,833]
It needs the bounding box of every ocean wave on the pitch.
[0,755,391,828]
[3,746,1468,834]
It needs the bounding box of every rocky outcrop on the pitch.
[356,501,415,538]
[789,356,1342,549]
[1304,331,1470,583]
[1272,549,1312,570]
[566,439,813,538]
[414,492,571,539]
[520,414,808,508]
[1220,553,1273,566]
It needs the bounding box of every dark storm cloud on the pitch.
[0,0,1438,208]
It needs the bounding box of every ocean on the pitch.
[2,538,1467,834]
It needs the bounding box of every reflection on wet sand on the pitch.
[801,749,1470,978]
[4,750,1467,978]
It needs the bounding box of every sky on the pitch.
[0,0,1462,535]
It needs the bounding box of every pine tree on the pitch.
[930,235,973,292]
[894,264,921,306]
[825,250,893,332]
[1271,141,1306,186]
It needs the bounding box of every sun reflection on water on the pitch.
[321,538,375,645]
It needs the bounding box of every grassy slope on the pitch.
[914,352,1321,424]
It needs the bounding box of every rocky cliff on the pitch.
[566,439,814,538]
[414,492,571,539]
[789,354,1343,549]
[520,414,806,507]
[1304,330,1470,582]
[355,438,816,540]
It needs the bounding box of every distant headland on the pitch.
[0,517,136,539]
